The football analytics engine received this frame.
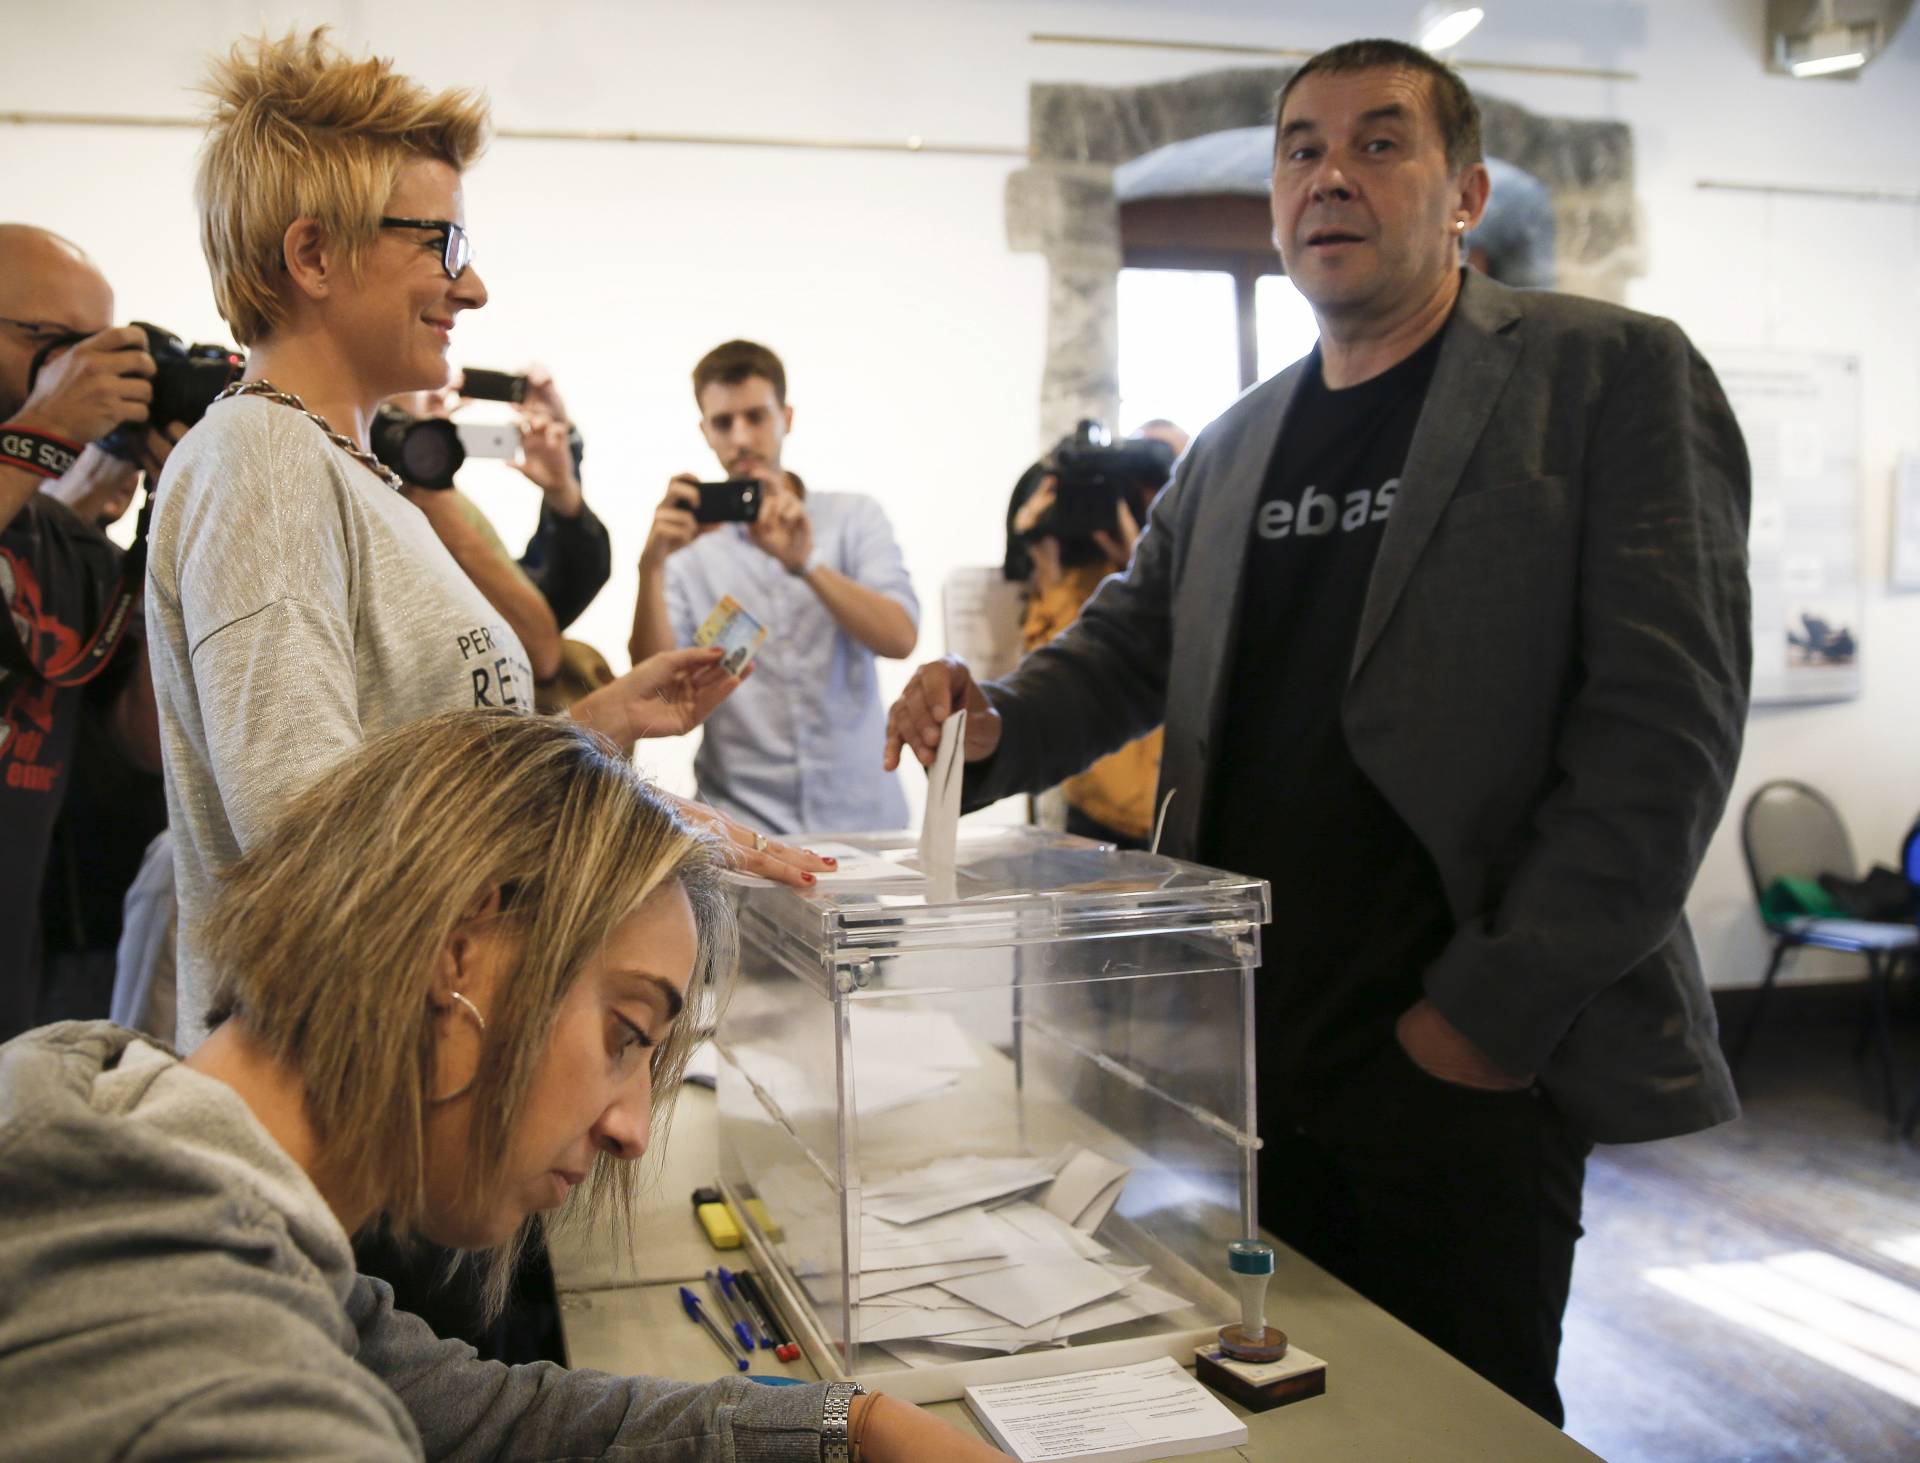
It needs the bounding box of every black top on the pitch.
[1205,326,1457,1100]
[0,497,123,1040]
[519,499,611,631]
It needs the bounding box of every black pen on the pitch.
[737,1271,800,1361]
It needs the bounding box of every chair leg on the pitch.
[1867,952,1899,1125]
[1731,940,1791,1073]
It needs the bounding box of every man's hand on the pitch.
[640,475,708,573]
[746,475,812,572]
[1395,998,1533,1092]
[884,656,1003,770]
[575,644,743,743]
[45,423,184,526]
[17,326,155,443]
[660,790,835,891]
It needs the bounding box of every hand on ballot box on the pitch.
[661,791,834,890]
[884,656,1004,770]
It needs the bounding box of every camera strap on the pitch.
[0,487,151,690]
[0,422,81,480]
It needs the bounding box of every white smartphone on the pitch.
[454,421,520,461]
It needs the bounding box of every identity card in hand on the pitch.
[694,595,769,676]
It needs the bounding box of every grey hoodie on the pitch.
[0,1023,831,1461]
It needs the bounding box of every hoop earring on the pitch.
[429,990,488,1104]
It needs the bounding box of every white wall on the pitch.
[8,0,1918,987]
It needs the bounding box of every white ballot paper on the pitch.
[963,1355,1247,1463]
[917,709,966,874]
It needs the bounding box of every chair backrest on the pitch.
[1741,780,1859,904]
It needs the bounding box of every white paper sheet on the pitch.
[1049,1279,1191,1338]
[939,1257,1133,1329]
[865,1155,1058,1226]
[987,1200,1111,1263]
[857,1258,1013,1299]
[806,840,927,885]
[964,1355,1247,1462]
[858,1300,1007,1342]
[916,709,966,874]
[1041,1149,1131,1234]
[859,1208,1009,1271]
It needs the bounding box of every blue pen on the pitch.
[704,1272,759,1356]
[679,1285,750,1370]
[718,1266,774,1349]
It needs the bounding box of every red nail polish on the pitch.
[802,873,816,884]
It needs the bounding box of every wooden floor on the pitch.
[1560,985,1920,1463]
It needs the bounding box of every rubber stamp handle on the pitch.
[1228,1238,1275,1336]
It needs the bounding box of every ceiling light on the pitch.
[1769,0,1887,80]
[1416,3,1486,53]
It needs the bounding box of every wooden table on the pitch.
[548,1087,1600,1462]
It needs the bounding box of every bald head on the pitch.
[0,225,114,419]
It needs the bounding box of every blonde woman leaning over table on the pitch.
[0,710,1005,1463]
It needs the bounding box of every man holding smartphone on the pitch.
[630,339,917,834]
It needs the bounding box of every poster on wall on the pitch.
[1708,347,1864,705]
[1893,453,1920,593]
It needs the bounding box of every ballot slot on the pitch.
[711,824,1268,1406]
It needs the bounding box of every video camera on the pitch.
[28,321,243,461]
[370,367,586,490]
[1031,420,1175,543]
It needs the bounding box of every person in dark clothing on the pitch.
[886,39,1750,1426]
[0,223,171,1043]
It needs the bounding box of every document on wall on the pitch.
[962,1355,1248,1462]
[1707,346,1864,704]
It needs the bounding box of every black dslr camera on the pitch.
[29,322,243,461]
[1040,420,1175,542]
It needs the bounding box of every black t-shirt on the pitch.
[1205,326,1456,1101]
[0,496,121,1041]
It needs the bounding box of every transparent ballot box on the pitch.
[714,825,1270,1403]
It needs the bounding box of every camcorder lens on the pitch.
[370,407,464,489]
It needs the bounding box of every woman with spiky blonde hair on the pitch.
[147,28,828,1053]
[0,710,1004,1460]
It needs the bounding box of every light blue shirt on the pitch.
[666,488,917,836]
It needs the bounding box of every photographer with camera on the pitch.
[378,368,615,710]
[0,224,184,1043]
[629,339,918,834]
[1004,420,1183,848]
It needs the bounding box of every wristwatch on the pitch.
[820,1380,867,1462]
[788,549,823,578]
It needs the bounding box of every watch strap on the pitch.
[820,1380,867,1463]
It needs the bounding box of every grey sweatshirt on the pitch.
[0,1023,832,1461]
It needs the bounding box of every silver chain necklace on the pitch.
[214,379,404,493]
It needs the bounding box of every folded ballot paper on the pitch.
[848,1148,1192,1363]
[963,1355,1247,1463]
[917,709,967,877]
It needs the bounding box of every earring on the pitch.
[448,990,487,1032]
[429,990,488,1104]
[1455,218,1468,232]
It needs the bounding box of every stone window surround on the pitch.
[1006,66,1637,447]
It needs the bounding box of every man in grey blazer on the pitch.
[887,39,1750,1425]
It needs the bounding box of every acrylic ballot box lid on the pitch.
[733,824,1272,995]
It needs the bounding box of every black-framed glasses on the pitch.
[378,216,473,280]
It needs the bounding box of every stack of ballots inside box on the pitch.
[850,1148,1192,1368]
